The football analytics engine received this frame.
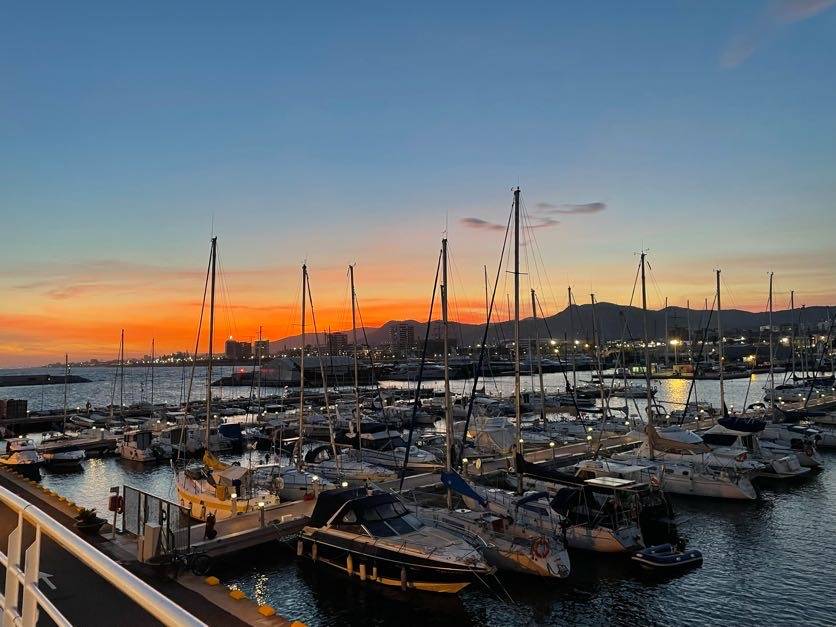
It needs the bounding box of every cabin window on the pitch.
[342,510,358,523]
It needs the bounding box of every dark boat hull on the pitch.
[298,530,484,593]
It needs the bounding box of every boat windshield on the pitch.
[336,497,424,537]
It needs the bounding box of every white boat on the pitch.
[760,423,823,469]
[119,430,168,463]
[420,506,570,578]
[256,464,336,501]
[454,479,643,553]
[611,425,764,500]
[42,449,85,470]
[700,423,809,479]
[0,438,43,480]
[176,453,281,521]
[301,445,398,485]
[344,430,442,470]
[574,457,759,501]
[609,384,657,399]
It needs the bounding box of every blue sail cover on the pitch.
[441,471,487,508]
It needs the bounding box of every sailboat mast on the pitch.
[299,264,307,470]
[640,253,652,421]
[63,353,68,433]
[664,297,669,367]
[790,290,796,377]
[256,325,263,407]
[206,236,217,451]
[768,272,775,415]
[716,270,725,415]
[349,264,362,460]
[484,265,490,368]
[590,294,607,414]
[150,338,155,407]
[569,286,576,392]
[512,187,522,494]
[532,289,546,422]
[442,238,454,509]
[686,299,692,364]
[119,328,125,417]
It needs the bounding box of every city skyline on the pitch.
[3,2,835,366]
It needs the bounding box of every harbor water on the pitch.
[2,366,835,625]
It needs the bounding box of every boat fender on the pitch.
[532,536,550,559]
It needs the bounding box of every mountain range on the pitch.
[270,303,834,349]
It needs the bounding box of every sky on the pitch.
[1,1,835,366]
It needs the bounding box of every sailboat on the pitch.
[175,237,281,520]
[419,196,571,575]
[613,267,765,500]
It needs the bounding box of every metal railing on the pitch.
[123,485,193,556]
[0,484,205,627]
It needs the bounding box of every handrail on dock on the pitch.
[0,484,206,627]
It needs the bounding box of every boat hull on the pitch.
[298,530,484,593]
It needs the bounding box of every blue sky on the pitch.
[1,1,835,364]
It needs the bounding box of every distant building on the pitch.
[420,337,458,356]
[260,355,370,385]
[390,324,415,351]
[225,338,252,361]
[327,332,348,354]
[253,339,270,359]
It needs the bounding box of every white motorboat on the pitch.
[119,430,170,462]
[42,449,85,471]
[344,429,442,470]
[0,438,43,480]
[301,445,398,485]
[700,423,809,479]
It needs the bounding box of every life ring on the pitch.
[531,537,550,559]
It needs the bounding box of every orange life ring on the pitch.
[531,537,550,559]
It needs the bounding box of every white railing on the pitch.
[0,484,206,627]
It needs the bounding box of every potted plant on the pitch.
[75,507,106,535]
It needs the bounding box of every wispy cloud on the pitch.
[459,217,506,231]
[460,215,560,232]
[721,0,836,68]
[529,216,560,229]
[536,202,607,215]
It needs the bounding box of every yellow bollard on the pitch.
[258,605,276,617]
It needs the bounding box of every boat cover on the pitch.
[646,424,710,454]
[441,471,487,507]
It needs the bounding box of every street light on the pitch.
[549,441,556,463]
[669,339,680,365]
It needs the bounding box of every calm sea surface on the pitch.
[2,366,834,625]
